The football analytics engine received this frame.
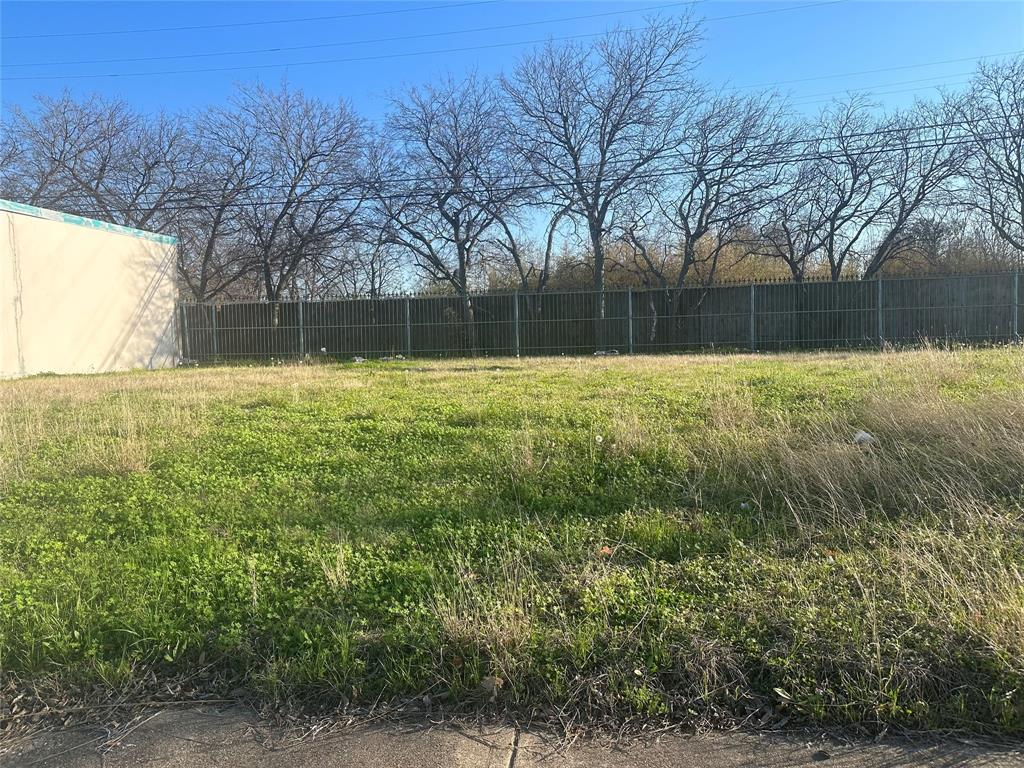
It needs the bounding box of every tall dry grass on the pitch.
[0,364,365,482]
[689,348,1024,530]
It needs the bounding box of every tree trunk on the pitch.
[262,258,278,303]
[461,290,477,355]
[788,260,804,283]
[648,292,658,344]
[590,219,606,350]
[668,240,697,348]
[455,252,477,355]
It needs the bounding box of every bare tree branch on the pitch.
[502,16,701,346]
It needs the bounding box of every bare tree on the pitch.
[502,17,701,346]
[0,116,22,199]
[954,57,1024,265]
[4,94,121,209]
[755,151,825,281]
[302,215,405,298]
[3,88,381,301]
[341,236,405,298]
[754,98,889,281]
[761,99,967,282]
[615,220,674,290]
[174,107,265,300]
[620,90,791,293]
[611,95,789,343]
[480,150,553,295]
[5,93,193,230]
[860,101,970,278]
[808,97,892,280]
[234,83,367,302]
[485,203,578,325]
[375,75,513,346]
[892,212,1021,273]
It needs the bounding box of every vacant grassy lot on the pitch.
[1,349,1023,733]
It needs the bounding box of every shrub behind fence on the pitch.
[177,272,1023,361]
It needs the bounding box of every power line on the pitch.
[792,80,972,106]
[789,71,970,100]
[17,117,982,204]
[5,1,702,69]
[731,49,1023,90]
[11,117,980,203]
[0,0,500,41]
[2,1,847,82]
[27,129,1012,219]
[718,71,974,107]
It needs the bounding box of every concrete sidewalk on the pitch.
[2,706,1020,767]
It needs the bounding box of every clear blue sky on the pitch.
[1,1,1022,122]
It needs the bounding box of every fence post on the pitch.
[1014,270,1020,342]
[627,289,635,354]
[749,284,757,352]
[512,292,521,357]
[210,303,219,360]
[180,304,190,362]
[404,296,412,357]
[877,278,884,348]
[297,299,305,358]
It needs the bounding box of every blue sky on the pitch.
[1,1,1022,122]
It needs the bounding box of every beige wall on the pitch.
[1,206,178,376]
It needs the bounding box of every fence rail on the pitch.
[178,272,1024,361]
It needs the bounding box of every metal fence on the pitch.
[177,271,1023,361]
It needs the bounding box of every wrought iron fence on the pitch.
[177,271,1023,362]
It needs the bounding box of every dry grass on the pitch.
[689,350,1024,529]
[0,364,366,482]
[431,549,540,694]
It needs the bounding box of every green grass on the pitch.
[1,349,1023,733]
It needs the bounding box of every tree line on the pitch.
[2,15,1022,331]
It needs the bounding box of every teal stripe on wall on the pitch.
[0,199,177,246]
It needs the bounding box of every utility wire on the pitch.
[788,71,970,100]
[717,71,972,106]
[5,1,703,68]
[792,80,972,106]
[7,9,1014,100]
[10,5,1014,106]
[30,129,1013,219]
[2,1,846,82]
[731,49,1023,89]
[0,0,500,40]
[30,117,984,203]
[4,63,983,114]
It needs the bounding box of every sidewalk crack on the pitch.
[506,727,521,768]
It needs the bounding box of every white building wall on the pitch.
[0,200,178,376]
